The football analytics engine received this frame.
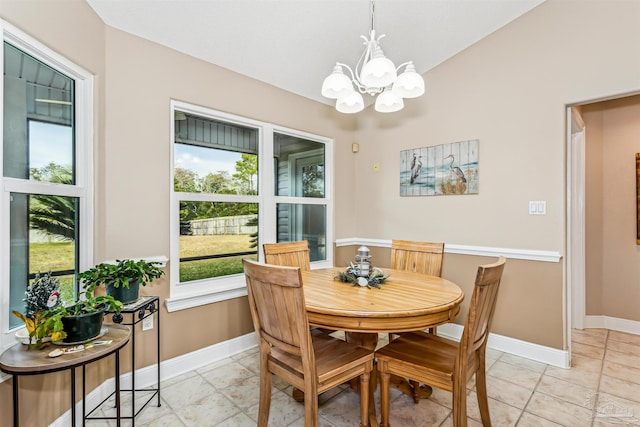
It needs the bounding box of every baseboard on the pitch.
[50,332,258,426]
[437,324,570,368]
[583,315,640,335]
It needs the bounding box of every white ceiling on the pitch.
[86,0,545,107]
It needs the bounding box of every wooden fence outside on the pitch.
[189,214,257,236]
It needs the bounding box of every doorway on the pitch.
[568,93,640,343]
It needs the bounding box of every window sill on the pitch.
[165,261,333,313]
[165,281,247,312]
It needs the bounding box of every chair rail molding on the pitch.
[335,238,562,263]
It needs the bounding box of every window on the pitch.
[274,132,328,262]
[169,102,333,309]
[1,22,93,347]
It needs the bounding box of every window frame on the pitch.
[167,100,333,312]
[0,20,94,351]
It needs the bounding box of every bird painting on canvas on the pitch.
[410,154,422,184]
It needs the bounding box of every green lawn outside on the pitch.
[30,242,76,304]
[29,235,257,290]
[30,241,75,273]
[179,234,257,281]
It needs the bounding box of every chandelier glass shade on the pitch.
[321,2,425,114]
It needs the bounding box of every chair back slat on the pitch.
[263,240,311,271]
[459,257,506,358]
[243,259,312,360]
[390,240,444,277]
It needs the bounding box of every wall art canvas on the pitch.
[400,139,479,196]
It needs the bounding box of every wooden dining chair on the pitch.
[263,240,311,270]
[243,259,374,427]
[390,240,444,340]
[263,240,334,336]
[390,239,444,276]
[376,256,506,427]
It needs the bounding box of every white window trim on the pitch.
[166,101,333,312]
[0,20,94,352]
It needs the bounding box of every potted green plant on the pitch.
[78,259,165,304]
[14,274,123,346]
[43,281,123,344]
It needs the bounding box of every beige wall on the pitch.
[1,0,359,423]
[3,0,640,424]
[98,28,358,260]
[353,0,640,248]
[584,95,640,321]
[97,21,360,358]
[584,105,605,315]
[350,0,640,350]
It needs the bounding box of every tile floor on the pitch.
[95,328,640,426]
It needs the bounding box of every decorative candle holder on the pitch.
[335,245,389,289]
[355,245,372,277]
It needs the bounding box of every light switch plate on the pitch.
[529,201,546,215]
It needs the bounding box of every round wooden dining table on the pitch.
[300,268,464,427]
[302,267,464,344]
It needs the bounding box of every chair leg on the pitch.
[452,375,468,427]
[359,371,371,427]
[257,366,272,427]
[303,383,319,427]
[379,362,391,427]
[476,366,492,426]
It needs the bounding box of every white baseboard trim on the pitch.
[160,331,258,382]
[583,315,640,335]
[437,324,569,369]
[50,332,258,427]
[335,238,562,263]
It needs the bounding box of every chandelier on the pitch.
[321,1,425,114]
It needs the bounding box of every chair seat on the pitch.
[271,333,374,394]
[376,330,458,391]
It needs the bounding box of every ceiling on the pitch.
[86,0,545,108]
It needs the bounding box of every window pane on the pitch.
[174,112,258,195]
[4,42,75,182]
[29,121,74,184]
[274,133,325,197]
[179,201,258,282]
[9,192,78,329]
[174,143,258,195]
[276,203,326,262]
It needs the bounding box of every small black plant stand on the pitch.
[86,295,161,426]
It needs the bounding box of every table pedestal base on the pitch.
[389,376,432,402]
[292,388,304,402]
